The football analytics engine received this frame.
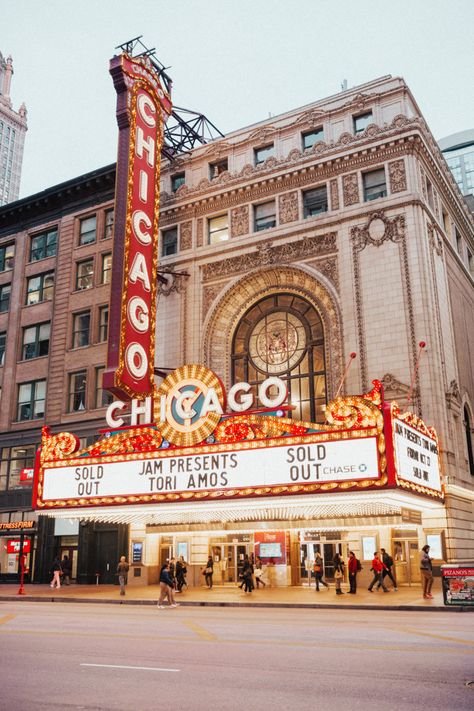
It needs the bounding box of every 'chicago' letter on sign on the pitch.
[103,53,172,400]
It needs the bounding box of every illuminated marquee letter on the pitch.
[135,126,155,167]
[137,93,156,127]
[125,343,148,379]
[132,210,152,244]
[127,297,149,332]
[106,401,126,428]
[259,377,287,408]
[228,382,253,412]
[129,252,151,291]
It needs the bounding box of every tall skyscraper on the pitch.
[0,51,28,205]
[439,129,474,201]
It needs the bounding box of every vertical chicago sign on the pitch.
[103,53,172,400]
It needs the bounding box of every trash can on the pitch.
[441,564,474,606]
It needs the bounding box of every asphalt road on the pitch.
[0,601,472,711]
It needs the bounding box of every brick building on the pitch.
[0,75,473,584]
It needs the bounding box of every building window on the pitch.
[0,283,10,312]
[464,406,474,477]
[76,260,94,290]
[171,173,185,192]
[254,201,276,232]
[103,209,114,239]
[95,366,113,408]
[101,253,112,284]
[209,159,228,179]
[468,249,473,276]
[79,216,97,245]
[0,331,5,366]
[0,445,36,491]
[26,271,54,304]
[21,322,50,360]
[363,168,387,202]
[30,229,57,262]
[17,380,46,421]
[72,311,91,349]
[162,227,178,256]
[68,371,87,412]
[98,306,109,342]
[303,186,328,217]
[455,228,463,256]
[208,214,229,244]
[0,243,14,272]
[302,128,324,150]
[232,293,327,423]
[353,111,373,134]
[254,144,274,165]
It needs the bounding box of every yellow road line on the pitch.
[182,619,217,641]
[0,614,15,625]
[394,626,474,647]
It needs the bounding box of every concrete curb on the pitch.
[0,595,472,612]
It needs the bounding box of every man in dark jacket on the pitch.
[157,564,179,608]
[378,548,398,590]
[61,555,72,585]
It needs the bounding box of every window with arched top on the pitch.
[464,406,474,477]
[231,293,327,423]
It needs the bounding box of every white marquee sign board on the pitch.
[393,419,441,493]
[42,436,379,505]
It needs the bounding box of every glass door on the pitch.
[323,542,342,580]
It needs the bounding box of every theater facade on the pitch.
[0,66,473,585]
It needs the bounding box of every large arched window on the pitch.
[231,293,327,423]
[464,406,474,477]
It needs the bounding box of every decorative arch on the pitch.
[202,266,344,398]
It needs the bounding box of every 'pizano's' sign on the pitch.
[103,53,172,400]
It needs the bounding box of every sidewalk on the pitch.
[1,581,470,611]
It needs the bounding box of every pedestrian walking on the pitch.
[240,554,254,593]
[333,552,345,595]
[50,556,62,589]
[157,563,179,608]
[254,556,266,588]
[313,552,329,591]
[347,551,360,594]
[176,556,188,592]
[368,551,389,592]
[378,548,397,590]
[169,557,176,589]
[420,544,434,599]
[61,555,72,585]
[204,556,213,588]
[117,555,129,596]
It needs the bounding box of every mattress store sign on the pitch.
[40,435,379,505]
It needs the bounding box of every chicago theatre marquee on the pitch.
[31,53,474,587]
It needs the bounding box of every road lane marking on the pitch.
[393,626,474,647]
[182,619,216,641]
[0,614,15,625]
[81,663,179,672]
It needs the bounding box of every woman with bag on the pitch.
[254,556,266,588]
[204,556,213,588]
[333,552,345,595]
[313,552,329,591]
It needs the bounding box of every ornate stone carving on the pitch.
[179,221,192,251]
[203,140,231,158]
[157,266,188,297]
[337,132,355,146]
[350,211,405,251]
[342,173,359,206]
[202,282,227,318]
[388,159,407,193]
[295,108,327,127]
[446,380,462,411]
[342,92,374,111]
[278,191,299,224]
[330,179,339,210]
[380,373,410,400]
[306,256,339,290]
[202,232,337,282]
[196,218,203,248]
[230,205,249,238]
[248,126,277,143]
[427,222,443,256]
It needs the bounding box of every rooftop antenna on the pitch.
[341,79,348,91]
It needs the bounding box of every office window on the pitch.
[101,253,112,284]
[0,331,5,366]
[79,216,97,245]
[302,128,324,150]
[303,186,328,217]
[0,283,10,312]
[76,260,94,290]
[254,144,274,165]
[95,366,113,408]
[68,371,87,412]
[426,179,435,209]
[162,227,178,257]
[30,229,57,262]
[17,380,46,421]
[0,243,14,272]
[208,214,229,244]
[72,311,91,349]
[98,306,109,342]
[468,249,473,276]
[363,168,387,202]
[171,172,185,192]
[26,271,54,304]
[22,322,50,360]
[353,111,373,134]
[209,159,228,179]
[254,201,276,232]
[103,209,114,239]
[455,228,463,255]
[0,444,36,491]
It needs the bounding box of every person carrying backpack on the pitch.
[347,551,360,594]
[378,548,398,591]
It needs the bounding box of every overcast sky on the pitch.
[2,0,474,199]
